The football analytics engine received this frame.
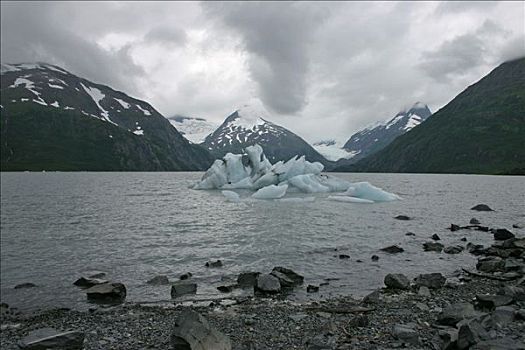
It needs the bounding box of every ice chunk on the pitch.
[328,196,374,204]
[288,174,330,193]
[277,197,316,203]
[318,175,352,192]
[252,184,288,199]
[222,190,240,202]
[344,182,401,202]
[221,177,253,189]
[193,160,228,190]
[223,153,249,183]
[252,171,279,190]
[246,144,271,177]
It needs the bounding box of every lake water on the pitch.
[1,172,524,311]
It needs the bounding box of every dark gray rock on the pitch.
[237,272,260,287]
[217,285,234,293]
[171,282,197,298]
[460,237,467,241]
[415,273,446,289]
[450,224,461,231]
[476,257,505,273]
[513,223,523,229]
[19,328,85,349]
[493,229,515,241]
[205,260,223,268]
[471,337,525,350]
[171,309,231,350]
[147,275,170,285]
[489,306,515,327]
[88,272,106,279]
[457,318,489,349]
[338,254,350,259]
[423,242,444,252]
[271,267,303,285]
[468,244,486,255]
[371,255,379,261]
[437,302,478,326]
[307,285,319,293]
[497,285,525,301]
[86,283,126,303]
[14,283,37,289]
[270,270,295,288]
[444,245,464,254]
[418,286,431,297]
[392,323,419,345]
[381,245,404,253]
[431,234,441,241]
[394,215,411,221]
[74,277,109,288]
[405,232,416,236]
[470,218,481,225]
[434,328,458,350]
[475,294,513,310]
[180,272,192,280]
[255,274,281,294]
[384,273,410,290]
[471,204,493,211]
[362,289,381,304]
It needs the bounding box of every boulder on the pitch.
[14,283,37,289]
[19,328,85,350]
[271,267,304,285]
[437,303,478,326]
[237,272,260,288]
[381,245,404,254]
[205,260,223,268]
[497,285,525,301]
[457,318,489,349]
[471,204,493,211]
[489,306,515,327]
[414,273,446,289]
[431,234,441,241]
[384,273,410,290]
[493,229,515,241]
[171,309,231,350]
[392,323,419,345]
[476,257,505,273]
[434,328,458,350]
[470,218,481,225]
[270,270,296,288]
[86,283,126,303]
[171,282,197,298]
[394,215,410,221]
[147,275,170,285]
[444,245,464,254]
[502,237,525,249]
[255,274,281,294]
[475,294,513,310]
[423,242,444,252]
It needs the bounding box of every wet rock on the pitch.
[468,243,486,255]
[362,289,381,304]
[470,218,481,225]
[457,318,489,349]
[180,272,192,280]
[392,323,419,345]
[406,232,416,236]
[217,285,234,293]
[381,245,404,254]
[338,254,350,259]
[271,267,304,285]
[489,306,515,327]
[86,283,126,303]
[307,285,319,293]
[460,237,467,242]
[14,283,37,289]
[476,257,505,273]
[437,302,478,326]
[434,328,458,350]
[270,270,296,288]
[471,204,493,211]
[450,224,461,232]
[431,234,441,241]
[205,260,223,268]
[444,245,464,254]
[418,286,431,297]
[423,242,444,252]
[516,309,525,320]
[415,273,446,289]
[255,274,281,294]
[475,294,513,310]
[171,282,197,298]
[147,275,170,285]
[19,328,85,349]
[237,272,260,288]
[395,215,411,221]
[497,285,525,301]
[493,229,515,241]
[384,273,410,290]
[513,223,523,229]
[371,255,379,261]
[171,309,231,350]
[502,237,525,249]
[74,277,109,288]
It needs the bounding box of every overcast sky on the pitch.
[1,1,524,142]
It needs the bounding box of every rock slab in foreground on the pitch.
[255,274,281,294]
[415,273,446,289]
[171,283,197,298]
[19,328,85,349]
[171,309,231,350]
[86,283,126,303]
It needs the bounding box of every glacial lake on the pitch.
[1,172,524,311]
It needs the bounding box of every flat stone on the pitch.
[270,270,296,288]
[497,285,525,301]
[86,283,126,303]
[392,324,419,345]
[205,260,223,268]
[394,215,411,221]
[271,267,304,285]
[217,285,234,293]
[381,245,404,254]
[493,229,515,241]
[415,273,446,289]
[471,204,493,211]
[363,289,381,304]
[171,309,231,350]
[384,273,410,290]
[14,283,37,289]
[471,337,525,350]
[74,277,109,288]
[475,294,513,310]
[171,282,197,298]
[476,256,504,273]
[19,328,85,349]
[489,306,515,327]
[437,303,478,326]
[444,245,464,254]
[237,272,259,287]
[470,218,481,225]
[423,242,444,252]
[147,275,170,285]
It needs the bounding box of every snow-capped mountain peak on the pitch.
[167,115,218,144]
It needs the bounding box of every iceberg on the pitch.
[193,144,400,203]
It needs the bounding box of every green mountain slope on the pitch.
[339,57,525,174]
[0,63,213,171]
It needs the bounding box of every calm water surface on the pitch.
[1,172,524,311]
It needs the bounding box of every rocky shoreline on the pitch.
[1,205,524,349]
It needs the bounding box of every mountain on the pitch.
[335,102,432,165]
[202,102,328,164]
[312,139,359,162]
[338,57,525,174]
[167,115,218,144]
[0,63,213,171]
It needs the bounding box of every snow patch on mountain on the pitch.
[80,83,116,125]
[168,116,218,144]
[312,140,359,161]
[114,98,130,109]
[136,104,151,116]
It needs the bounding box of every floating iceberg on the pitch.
[193,144,400,203]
